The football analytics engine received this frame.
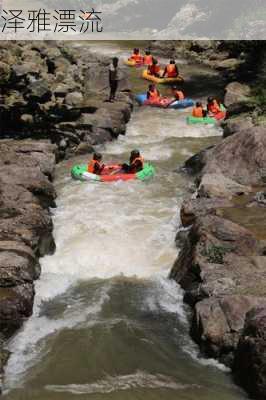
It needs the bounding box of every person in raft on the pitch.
[192,102,207,118]
[87,152,105,175]
[147,84,160,102]
[207,96,221,115]
[130,48,143,64]
[121,149,144,174]
[162,60,179,78]
[170,85,185,101]
[147,58,161,77]
[143,50,153,66]
[109,57,119,102]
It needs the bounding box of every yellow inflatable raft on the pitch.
[124,59,137,67]
[142,69,184,84]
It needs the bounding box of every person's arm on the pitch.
[94,163,105,175]
[134,160,143,172]
[175,65,179,76]
[162,66,167,77]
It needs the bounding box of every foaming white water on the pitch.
[46,371,200,394]
[183,343,231,373]
[143,275,187,323]
[4,285,111,390]
[4,80,223,391]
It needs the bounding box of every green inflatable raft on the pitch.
[187,104,227,125]
[187,116,216,125]
[71,163,155,182]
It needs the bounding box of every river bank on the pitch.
[0,41,133,385]
[170,79,266,399]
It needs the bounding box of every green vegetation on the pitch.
[253,88,266,111]
[202,244,231,264]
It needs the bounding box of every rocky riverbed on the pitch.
[0,41,133,384]
[170,80,266,399]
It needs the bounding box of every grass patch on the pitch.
[201,245,231,264]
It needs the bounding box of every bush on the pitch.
[202,245,230,264]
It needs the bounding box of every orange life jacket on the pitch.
[88,159,101,174]
[174,90,185,100]
[192,106,204,118]
[131,53,143,64]
[148,88,160,101]
[166,64,178,78]
[208,100,221,114]
[148,65,161,75]
[131,156,144,170]
[143,55,153,65]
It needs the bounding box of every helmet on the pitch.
[93,152,102,161]
[131,149,140,158]
[207,96,214,103]
[172,85,178,90]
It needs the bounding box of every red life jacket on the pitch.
[166,64,178,78]
[174,90,185,100]
[131,53,143,64]
[88,159,101,174]
[148,88,160,101]
[148,65,161,75]
[192,106,204,118]
[208,100,221,114]
[143,55,153,65]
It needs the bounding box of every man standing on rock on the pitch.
[109,57,119,102]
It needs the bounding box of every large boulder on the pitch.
[222,115,254,138]
[0,140,56,339]
[198,173,251,199]
[199,126,266,186]
[180,197,233,227]
[233,306,266,399]
[0,284,35,335]
[224,81,252,107]
[192,296,263,365]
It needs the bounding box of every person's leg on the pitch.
[109,80,115,101]
[112,80,118,100]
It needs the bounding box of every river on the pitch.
[2,42,248,400]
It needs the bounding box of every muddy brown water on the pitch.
[2,42,248,400]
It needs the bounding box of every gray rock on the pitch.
[26,79,52,103]
[222,116,254,138]
[0,62,11,85]
[224,82,251,107]
[233,306,266,399]
[198,173,251,199]
[64,91,84,107]
[74,142,94,155]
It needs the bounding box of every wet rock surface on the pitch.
[185,126,266,186]
[0,41,133,160]
[0,140,56,337]
[171,92,266,397]
[233,306,266,400]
